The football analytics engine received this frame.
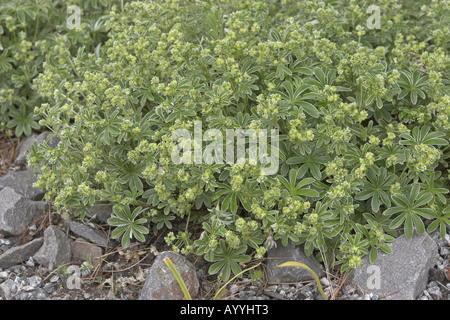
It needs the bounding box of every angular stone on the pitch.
[71,238,103,269]
[15,133,40,167]
[266,240,324,283]
[89,204,113,223]
[34,226,72,270]
[64,220,109,247]
[15,131,60,167]
[350,232,438,300]
[0,238,44,269]
[0,170,45,200]
[0,279,15,299]
[0,187,48,236]
[139,251,199,300]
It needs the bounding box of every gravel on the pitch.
[0,215,448,301]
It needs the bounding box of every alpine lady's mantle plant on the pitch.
[171,120,279,175]
[0,0,113,137]
[30,0,449,281]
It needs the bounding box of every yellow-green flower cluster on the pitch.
[408,144,441,173]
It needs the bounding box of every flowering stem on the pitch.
[277,261,328,300]
[164,257,192,300]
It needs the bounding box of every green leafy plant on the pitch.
[0,0,115,137]
[29,0,449,282]
[107,205,149,248]
[427,205,450,238]
[383,185,435,238]
[205,240,251,282]
[355,167,396,213]
[397,70,429,105]
[7,104,40,137]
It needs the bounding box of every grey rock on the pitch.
[139,251,199,300]
[427,281,443,300]
[266,240,324,283]
[15,132,60,167]
[350,232,438,300]
[70,238,103,268]
[0,170,45,200]
[64,221,109,247]
[0,239,11,246]
[43,282,55,294]
[27,275,42,288]
[34,226,72,270]
[428,267,446,283]
[15,133,40,167]
[17,291,30,300]
[0,187,48,236]
[89,204,113,223]
[343,285,356,296]
[25,256,34,267]
[31,288,49,300]
[370,293,380,300]
[0,279,15,299]
[266,285,278,292]
[320,277,330,287]
[9,265,26,274]
[0,238,44,269]
[230,284,240,295]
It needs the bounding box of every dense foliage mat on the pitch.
[24,0,450,281]
[0,0,114,137]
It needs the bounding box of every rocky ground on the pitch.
[0,132,449,301]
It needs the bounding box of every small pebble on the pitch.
[23,285,35,292]
[320,277,330,287]
[27,275,42,288]
[0,239,11,246]
[34,289,48,300]
[25,257,34,267]
[280,284,290,291]
[43,283,55,294]
[17,292,30,300]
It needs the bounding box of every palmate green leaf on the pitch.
[400,126,448,147]
[419,172,449,205]
[7,105,40,137]
[107,206,149,247]
[286,148,328,180]
[205,240,250,281]
[427,205,450,238]
[397,70,428,105]
[384,185,435,237]
[278,169,319,198]
[355,167,396,212]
